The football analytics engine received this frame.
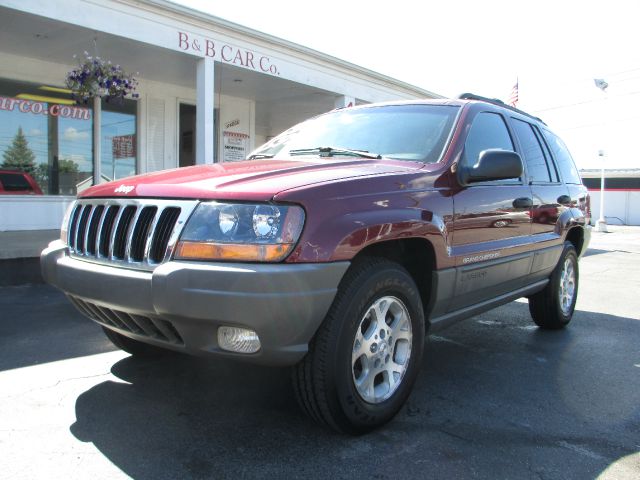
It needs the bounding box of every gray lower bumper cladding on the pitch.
[41,240,349,366]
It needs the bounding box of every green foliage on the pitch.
[35,163,49,187]
[59,158,80,173]
[34,158,80,188]
[1,127,36,176]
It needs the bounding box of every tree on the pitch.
[1,127,36,176]
[35,158,80,190]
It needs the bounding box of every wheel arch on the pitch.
[347,238,436,326]
[565,226,585,256]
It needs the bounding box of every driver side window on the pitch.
[463,112,514,168]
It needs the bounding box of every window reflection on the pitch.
[0,78,138,194]
[0,78,93,195]
[101,99,137,181]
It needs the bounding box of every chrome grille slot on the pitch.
[66,198,198,270]
[98,206,120,257]
[75,205,93,254]
[113,206,136,259]
[68,204,82,249]
[86,205,105,255]
[130,206,157,262]
[149,207,180,263]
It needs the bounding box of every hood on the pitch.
[79,158,424,201]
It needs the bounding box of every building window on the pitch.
[0,78,92,195]
[101,98,137,181]
[0,78,139,194]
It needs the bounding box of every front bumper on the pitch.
[41,240,349,366]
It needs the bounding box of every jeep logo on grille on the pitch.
[114,185,135,194]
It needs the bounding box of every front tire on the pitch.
[528,242,579,329]
[292,258,425,434]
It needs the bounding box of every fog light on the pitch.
[218,326,261,354]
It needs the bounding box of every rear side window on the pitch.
[511,118,552,183]
[0,172,32,191]
[463,112,514,167]
[542,130,582,184]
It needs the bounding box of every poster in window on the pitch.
[223,131,249,162]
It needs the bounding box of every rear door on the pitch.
[510,118,571,238]
[542,129,590,227]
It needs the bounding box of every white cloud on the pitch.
[29,128,43,136]
[63,127,89,141]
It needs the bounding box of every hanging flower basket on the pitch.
[66,52,139,105]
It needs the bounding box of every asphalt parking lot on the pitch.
[1,227,639,479]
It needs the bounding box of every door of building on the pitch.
[179,103,196,167]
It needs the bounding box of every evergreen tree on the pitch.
[2,127,36,176]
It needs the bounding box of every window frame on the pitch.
[539,127,582,185]
[461,110,524,186]
[510,117,560,185]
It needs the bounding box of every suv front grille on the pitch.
[67,199,198,270]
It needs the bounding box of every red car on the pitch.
[0,169,43,195]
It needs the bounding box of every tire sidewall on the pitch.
[552,243,579,325]
[329,263,425,431]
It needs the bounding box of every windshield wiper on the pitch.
[288,146,382,159]
[247,153,275,160]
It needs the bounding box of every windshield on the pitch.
[248,104,460,163]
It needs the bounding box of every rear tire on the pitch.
[292,258,425,434]
[102,327,168,357]
[528,242,579,329]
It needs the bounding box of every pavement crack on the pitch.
[436,427,472,442]
[557,440,606,461]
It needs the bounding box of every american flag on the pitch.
[508,80,519,107]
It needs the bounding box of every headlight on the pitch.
[174,202,305,262]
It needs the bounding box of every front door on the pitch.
[450,111,533,310]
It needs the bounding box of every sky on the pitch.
[173,0,640,171]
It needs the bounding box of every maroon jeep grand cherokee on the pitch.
[41,95,590,434]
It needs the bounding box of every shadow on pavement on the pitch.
[582,248,610,258]
[0,284,116,371]
[69,302,640,479]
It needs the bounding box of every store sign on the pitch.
[178,32,280,76]
[0,96,90,120]
[112,134,136,159]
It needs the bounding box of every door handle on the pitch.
[513,197,533,209]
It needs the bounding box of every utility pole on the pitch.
[594,78,608,233]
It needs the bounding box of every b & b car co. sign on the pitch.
[177,31,280,76]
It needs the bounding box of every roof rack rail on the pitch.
[456,92,546,125]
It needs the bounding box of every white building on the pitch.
[581,169,640,226]
[0,0,438,232]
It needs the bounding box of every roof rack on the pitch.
[457,92,546,125]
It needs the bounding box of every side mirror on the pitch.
[458,149,523,186]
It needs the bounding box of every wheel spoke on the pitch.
[385,366,401,392]
[390,319,411,341]
[356,367,376,399]
[352,330,368,357]
[374,299,390,328]
[558,258,576,315]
